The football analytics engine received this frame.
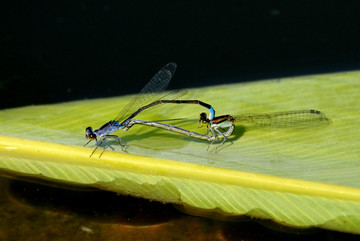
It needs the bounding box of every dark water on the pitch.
[2,1,360,109]
[0,176,358,241]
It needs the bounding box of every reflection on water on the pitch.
[0,176,357,241]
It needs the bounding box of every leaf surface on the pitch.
[1,71,359,234]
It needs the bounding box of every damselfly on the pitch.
[123,109,327,152]
[84,63,215,157]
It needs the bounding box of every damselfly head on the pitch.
[199,112,209,123]
[229,115,235,123]
[85,127,97,140]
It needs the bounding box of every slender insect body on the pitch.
[84,63,327,157]
[84,63,216,157]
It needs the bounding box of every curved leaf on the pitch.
[0,71,360,234]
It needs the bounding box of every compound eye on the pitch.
[85,127,96,139]
[199,112,207,122]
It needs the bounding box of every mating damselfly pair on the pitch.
[85,63,327,157]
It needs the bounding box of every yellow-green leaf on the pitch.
[0,71,359,234]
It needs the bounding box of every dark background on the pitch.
[1,1,360,109]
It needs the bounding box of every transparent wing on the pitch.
[114,62,183,122]
[234,110,328,128]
